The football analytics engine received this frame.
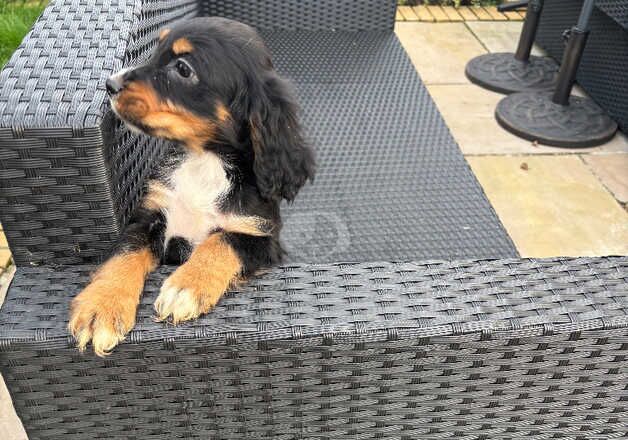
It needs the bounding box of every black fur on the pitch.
[111,17,315,276]
[246,70,315,202]
[115,209,166,261]
[164,236,193,265]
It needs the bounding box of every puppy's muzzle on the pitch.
[106,75,125,96]
[106,67,135,96]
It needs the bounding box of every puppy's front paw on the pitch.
[154,266,226,324]
[68,282,138,356]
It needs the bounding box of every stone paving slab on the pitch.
[465,21,545,55]
[467,156,628,258]
[426,83,628,155]
[0,228,11,271]
[583,154,628,204]
[0,266,23,440]
[396,22,486,85]
[0,374,27,440]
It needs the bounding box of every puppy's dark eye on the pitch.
[175,59,192,78]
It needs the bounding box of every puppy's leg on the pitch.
[154,233,242,323]
[154,231,280,323]
[69,208,165,356]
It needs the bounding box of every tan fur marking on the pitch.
[159,28,171,41]
[68,249,157,356]
[113,81,216,153]
[215,102,232,123]
[143,180,170,210]
[172,38,194,55]
[221,215,273,237]
[154,234,242,324]
[249,115,266,157]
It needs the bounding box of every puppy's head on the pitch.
[107,17,314,202]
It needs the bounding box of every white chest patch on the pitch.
[163,152,231,246]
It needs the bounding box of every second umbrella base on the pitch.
[465,53,559,95]
[496,91,617,148]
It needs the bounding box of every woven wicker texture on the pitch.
[262,30,407,84]
[200,0,397,31]
[536,0,628,133]
[0,0,197,266]
[1,257,626,439]
[263,31,517,261]
[596,0,628,29]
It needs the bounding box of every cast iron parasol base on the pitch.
[496,92,618,148]
[465,53,559,94]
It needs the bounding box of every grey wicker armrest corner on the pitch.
[1,257,627,438]
[0,0,197,266]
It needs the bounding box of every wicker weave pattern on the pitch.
[596,0,628,29]
[200,0,397,31]
[262,30,405,84]
[263,30,517,261]
[107,0,197,249]
[536,0,628,132]
[0,0,196,266]
[1,257,626,438]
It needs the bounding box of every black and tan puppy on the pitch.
[69,17,315,356]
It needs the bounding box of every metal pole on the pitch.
[576,0,596,31]
[551,0,596,105]
[514,0,544,62]
[498,0,529,12]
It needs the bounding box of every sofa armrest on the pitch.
[1,257,626,345]
[0,0,198,266]
[1,257,626,438]
[0,0,197,128]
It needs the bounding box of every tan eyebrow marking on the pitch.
[215,102,232,123]
[172,38,194,55]
[158,28,171,41]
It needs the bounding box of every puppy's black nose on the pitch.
[106,75,124,96]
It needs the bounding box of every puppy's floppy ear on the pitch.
[248,72,315,202]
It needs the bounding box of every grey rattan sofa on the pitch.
[0,1,627,439]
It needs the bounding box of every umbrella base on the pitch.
[496,91,617,148]
[466,53,559,95]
